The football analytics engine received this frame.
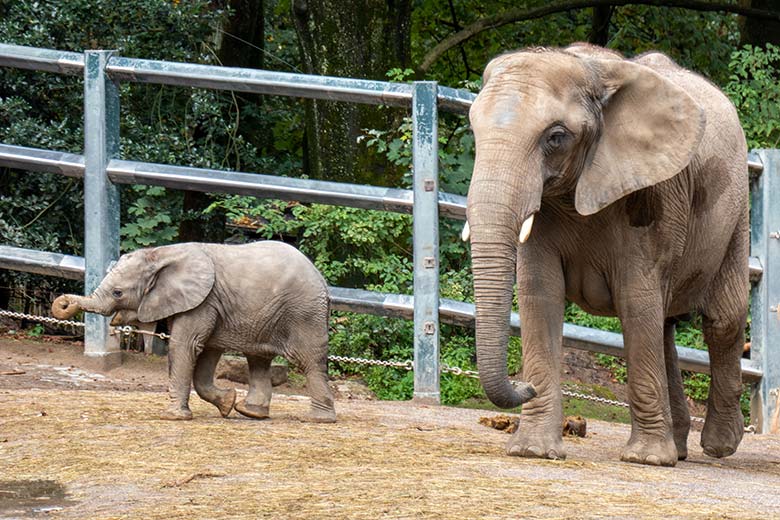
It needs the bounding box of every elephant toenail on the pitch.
[546,450,560,459]
[645,455,661,465]
[525,446,543,457]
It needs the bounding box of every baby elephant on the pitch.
[52,241,335,423]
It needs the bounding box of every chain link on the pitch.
[0,308,85,328]
[110,325,170,340]
[441,363,480,379]
[328,354,413,370]
[0,308,750,431]
[560,389,629,408]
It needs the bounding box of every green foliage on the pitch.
[386,68,415,82]
[121,186,178,250]
[26,324,45,338]
[0,0,766,419]
[725,44,780,149]
[609,6,737,83]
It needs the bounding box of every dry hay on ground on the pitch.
[1,389,780,519]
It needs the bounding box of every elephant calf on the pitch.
[52,241,336,423]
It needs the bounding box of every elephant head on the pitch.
[52,243,215,323]
[466,45,705,408]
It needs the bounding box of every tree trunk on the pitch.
[292,0,412,186]
[739,0,780,46]
[179,0,265,243]
[589,6,612,46]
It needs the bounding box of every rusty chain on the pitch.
[0,309,752,430]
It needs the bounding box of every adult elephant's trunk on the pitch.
[468,157,541,409]
[51,292,113,320]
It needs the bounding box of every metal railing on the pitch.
[0,43,777,431]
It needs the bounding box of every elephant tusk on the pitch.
[461,221,470,242]
[518,214,534,244]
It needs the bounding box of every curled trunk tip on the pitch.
[512,381,537,403]
[51,294,80,320]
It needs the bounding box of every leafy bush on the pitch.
[725,44,780,149]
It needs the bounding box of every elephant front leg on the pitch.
[193,349,236,418]
[664,319,691,460]
[162,316,212,421]
[509,263,566,459]
[620,299,677,466]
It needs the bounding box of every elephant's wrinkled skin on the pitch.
[466,44,748,466]
[52,241,335,423]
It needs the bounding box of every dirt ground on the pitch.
[1,337,779,519]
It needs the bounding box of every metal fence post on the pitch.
[83,50,121,369]
[750,150,780,433]
[412,81,440,404]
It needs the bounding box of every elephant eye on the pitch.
[546,129,567,149]
[112,289,123,299]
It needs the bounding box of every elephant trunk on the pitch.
[51,292,114,320]
[468,157,541,408]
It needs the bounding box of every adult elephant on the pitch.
[464,43,748,466]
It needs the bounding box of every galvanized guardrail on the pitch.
[0,43,777,431]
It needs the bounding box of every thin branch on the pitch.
[416,0,780,75]
[448,0,475,76]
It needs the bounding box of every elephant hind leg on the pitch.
[302,357,336,423]
[291,336,335,423]
[700,221,749,458]
[235,354,273,420]
[193,349,236,418]
[664,318,691,460]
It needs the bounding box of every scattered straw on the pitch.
[1,389,777,519]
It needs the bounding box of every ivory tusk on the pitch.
[518,214,534,244]
[461,221,470,242]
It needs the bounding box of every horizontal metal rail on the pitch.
[0,144,84,178]
[0,143,764,279]
[1,245,761,381]
[436,86,473,115]
[328,287,763,382]
[106,55,414,107]
[750,256,763,283]
[0,43,768,392]
[0,143,467,219]
[748,152,764,176]
[0,44,84,75]
[0,246,85,280]
[0,44,474,113]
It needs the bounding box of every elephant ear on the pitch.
[574,58,706,216]
[137,244,215,323]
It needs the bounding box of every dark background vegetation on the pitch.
[1,0,779,408]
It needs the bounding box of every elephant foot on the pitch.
[701,408,744,458]
[214,388,237,418]
[160,407,193,421]
[235,400,270,420]
[674,437,688,461]
[506,425,566,460]
[308,405,336,424]
[621,433,677,467]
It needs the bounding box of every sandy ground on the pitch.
[1,337,779,519]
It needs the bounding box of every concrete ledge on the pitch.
[83,351,123,372]
[412,392,441,406]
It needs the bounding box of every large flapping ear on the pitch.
[575,58,705,216]
[137,243,215,323]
